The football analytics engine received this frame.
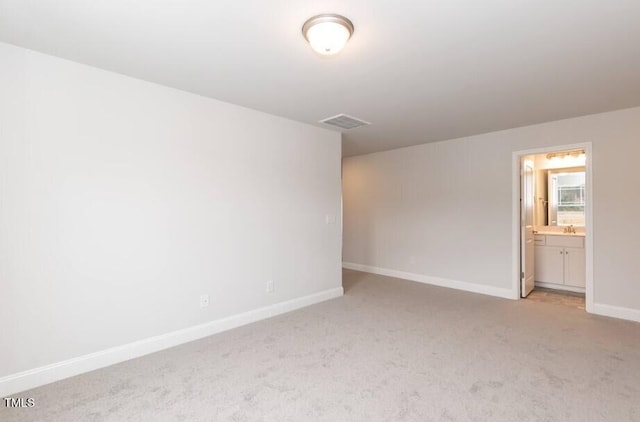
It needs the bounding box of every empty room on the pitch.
[1,1,639,421]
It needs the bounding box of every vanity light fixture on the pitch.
[302,14,354,55]
[546,149,585,160]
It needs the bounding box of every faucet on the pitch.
[563,225,576,234]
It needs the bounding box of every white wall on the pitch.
[0,42,342,384]
[343,106,640,317]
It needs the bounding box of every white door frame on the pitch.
[511,142,594,313]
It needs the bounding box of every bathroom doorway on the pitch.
[512,143,593,312]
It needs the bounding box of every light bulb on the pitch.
[307,21,350,55]
[303,14,354,56]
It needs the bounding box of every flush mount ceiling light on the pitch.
[302,14,354,55]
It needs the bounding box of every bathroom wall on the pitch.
[533,151,587,228]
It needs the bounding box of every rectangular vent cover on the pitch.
[320,114,370,130]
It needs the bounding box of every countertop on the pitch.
[533,231,585,237]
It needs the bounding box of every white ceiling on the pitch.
[1,0,639,156]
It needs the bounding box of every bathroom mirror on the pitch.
[547,167,585,226]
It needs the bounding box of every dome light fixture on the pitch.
[302,14,354,56]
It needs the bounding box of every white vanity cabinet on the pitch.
[534,234,585,290]
[563,247,586,288]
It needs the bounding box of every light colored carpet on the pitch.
[3,269,639,421]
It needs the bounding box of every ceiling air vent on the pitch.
[320,114,370,130]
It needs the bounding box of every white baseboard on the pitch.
[343,263,640,323]
[0,287,343,397]
[593,303,640,323]
[343,262,515,300]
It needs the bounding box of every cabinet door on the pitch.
[564,247,586,287]
[534,246,564,284]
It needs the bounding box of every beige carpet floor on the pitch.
[3,269,639,421]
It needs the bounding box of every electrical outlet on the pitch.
[266,280,274,293]
[199,294,209,308]
[325,214,336,225]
